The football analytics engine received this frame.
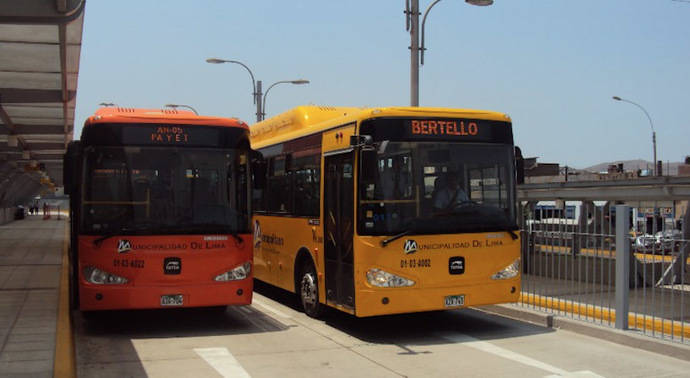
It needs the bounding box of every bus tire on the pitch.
[299,262,324,318]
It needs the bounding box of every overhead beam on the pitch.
[518,177,690,202]
[0,88,76,103]
[0,0,85,24]
[0,102,16,133]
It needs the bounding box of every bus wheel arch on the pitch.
[294,248,324,318]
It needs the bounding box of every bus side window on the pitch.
[267,155,292,213]
[251,151,267,212]
[293,154,320,217]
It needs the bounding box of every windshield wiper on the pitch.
[380,229,411,248]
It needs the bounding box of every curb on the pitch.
[479,304,690,363]
[54,222,76,378]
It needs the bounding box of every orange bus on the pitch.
[64,107,253,311]
[250,106,522,317]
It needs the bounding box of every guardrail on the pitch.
[518,204,689,344]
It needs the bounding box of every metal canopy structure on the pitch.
[0,0,84,207]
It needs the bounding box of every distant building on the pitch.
[678,156,690,176]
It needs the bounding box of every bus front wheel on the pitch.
[299,263,324,318]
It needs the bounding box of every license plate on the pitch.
[161,294,183,306]
[444,294,465,308]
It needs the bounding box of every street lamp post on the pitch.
[206,58,309,122]
[262,80,310,119]
[164,103,199,115]
[206,58,262,122]
[405,0,493,106]
[612,96,657,176]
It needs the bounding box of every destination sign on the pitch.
[81,123,249,148]
[122,125,220,146]
[360,118,513,144]
[410,120,478,136]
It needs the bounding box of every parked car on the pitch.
[654,230,683,253]
[633,234,655,253]
[13,205,26,220]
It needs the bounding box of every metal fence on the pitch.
[517,203,690,344]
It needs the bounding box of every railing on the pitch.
[518,203,690,344]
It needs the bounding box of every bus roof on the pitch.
[84,107,248,130]
[250,105,511,148]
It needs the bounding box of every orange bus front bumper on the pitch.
[78,279,253,311]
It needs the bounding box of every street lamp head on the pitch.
[466,0,494,6]
[205,58,226,64]
[290,79,310,85]
[164,103,199,115]
[99,102,115,107]
[612,96,622,101]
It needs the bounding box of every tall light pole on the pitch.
[405,0,493,106]
[612,96,657,176]
[262,80,310,119]
[206,58,262,122]
[164,103,199,115]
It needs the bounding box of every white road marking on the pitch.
[442,333,604,378]
[194,347,251,378]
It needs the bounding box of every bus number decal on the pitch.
[400,258,431,269]
[114,259,145,268]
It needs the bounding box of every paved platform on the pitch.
[0,214,66,378]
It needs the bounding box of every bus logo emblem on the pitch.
[117,239,132,254]
[403,240,418,255]
[164,257,181,275]
[449,256,465,275]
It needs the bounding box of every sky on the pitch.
[73,0,690,169]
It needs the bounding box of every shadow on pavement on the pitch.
[253,279,553,347]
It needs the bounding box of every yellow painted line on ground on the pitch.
[519,293,690,340]
[536,244,690,264]
[54,222,76,378]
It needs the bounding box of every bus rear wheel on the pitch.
[299,263,324,318]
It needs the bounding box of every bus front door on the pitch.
[324,152,355,310]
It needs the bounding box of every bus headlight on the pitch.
[83,266,128,285]
[214,262,251,281]
[490,259,520,280]
[366,268,415,288]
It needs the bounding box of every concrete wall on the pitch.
[0,208,14,225]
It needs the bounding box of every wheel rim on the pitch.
[301,272,317,307]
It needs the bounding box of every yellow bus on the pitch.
[250,106,522,317]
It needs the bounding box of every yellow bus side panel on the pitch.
[252,214,322,294]
[322,125,355,153]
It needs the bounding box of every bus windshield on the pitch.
[81,146,250,235]
[358,142,516,236]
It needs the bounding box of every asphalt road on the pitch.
[73,281,690,378]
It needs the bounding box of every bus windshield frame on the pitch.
[80,144,250,236]
[357,117,517,237]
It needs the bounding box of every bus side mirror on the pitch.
[515,146,525,185]
[250,150,266,189]
[350,134,373,147]
[63,141,82,195]
[360,148,377,182]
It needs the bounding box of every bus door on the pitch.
[324,152,355,309]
